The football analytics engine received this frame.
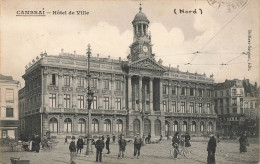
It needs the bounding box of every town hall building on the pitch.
[19,6,217,140]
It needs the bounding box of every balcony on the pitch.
[48,85,58,91]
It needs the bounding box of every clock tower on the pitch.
[129,5,153,62]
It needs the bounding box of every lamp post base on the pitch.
[85,137,93,155]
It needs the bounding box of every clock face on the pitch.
[143,46,148,52]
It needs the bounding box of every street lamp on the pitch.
[86,44,94,155]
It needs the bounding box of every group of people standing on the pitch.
[171,132,191,159]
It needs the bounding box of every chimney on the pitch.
[255,82,258,89]
[119,57,121,62]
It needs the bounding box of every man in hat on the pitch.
[207,133,217,164]
[105,135,110,154]
[134,133,143,159]
[172,132,180,159]
[69,136,77,164]
[118,134,127,159]
[76,136,84,155]
[95,136,105,162]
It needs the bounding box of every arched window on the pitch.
[182,121,187,132]
[91,119,99,133]
[64,118,72,133]
[49,117,58,133]
[208,121,213,132]
[154,119,161,136]
[144,119,151,136]
[190,121,196,132]
[173,121,178,132]
[200,122,205,132]
[165,121,170,136]
[78,118,86,133]
[104,119,111,132]
[133,119,140,135]
[116,119,123,133]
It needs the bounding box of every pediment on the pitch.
[129,57,166,72]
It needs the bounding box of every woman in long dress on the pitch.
[239,133,248,153]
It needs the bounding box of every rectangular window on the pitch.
[245,102,248,108]
[172,86,177,95]
[104,79,109,89]
[226,90,229,96]
[51,74,56,85]
[49,93,56,107]
[190,88,194,96]
[233,108,237,114]
[240,89,243,95]
[115,98,121,110]
[207,90,211,97]
[198,103,202,113]
[190,102,195,113]
[172,101,177,113]
[232,89,237,96]
[78,95,84,109]
[181,87,186,95]
[181,102,185,113]
[226,108,230,114]
[104,97,109,109]
[116,81,121,90]
[232,98,237,106]
[64,94,70,108]
[226,98,229,107]
[221,91,223,96]
[2,130,7,138]
[220,99,223,107]
[199,89,203,97]
[215,92,217,97]
[64,75,70,86]
[78,77,84,87]
[240,98,243,107]
[207,103,210,114]
[6,89,14,102]
[91,78,97,88]
[6,108,14,117]
[163,85,167,94]
[163,101,167,112]
[92,96,97,109]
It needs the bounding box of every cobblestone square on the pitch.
[1,137,259,164]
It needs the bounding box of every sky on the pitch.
[0,0,259,87]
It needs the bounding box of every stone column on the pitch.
[127,75,132,111]
[186,86,190,113]
[141,23,143,35]
[159,79,163,111]
[98,77,103,109]
[43,71,49,109]
[139,76,143,111]
[58,73,63,107]
[177,84,181,112]
[111,77,115,110]
[72,75,77,108]
[168,80,172,112]
[122,78,126,110]
[149,77,153,111]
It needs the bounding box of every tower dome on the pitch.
[132,7,150,24]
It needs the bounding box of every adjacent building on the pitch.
[0,74,20,140]
[214,79,259,136]
[19,6,217,140]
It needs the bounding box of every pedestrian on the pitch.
[64,136,68,144]
[113,134,116,143]
[159,134,163,141]
[134,133,142,159]
[239,133,248,153]
[172,132,180,159]
[76,136,84,154]
[106,135,110,154]
[118,134,127,159]
[147,133,151,144]
[69,136,77,164]
[185,132,191,147]
[207,133,217,164]
[34,134,41,153]
[95,136,105,162]
[102,135,105,141]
